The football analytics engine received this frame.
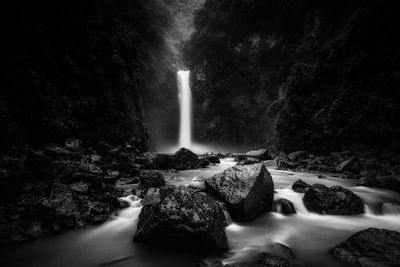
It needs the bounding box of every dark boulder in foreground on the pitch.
[303,184,364,215]
[205,163,274,221]
[224,252,297,267]
[333,228,400,267]
[273,199,296,215]
[139,171,166,189]
[172,148,200,170]
[292,179,311,193]
[133,185,228,251]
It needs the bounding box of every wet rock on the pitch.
[333,228,400,267]
[357,174,400,194]
[25,222,43,239]
[134,185,228,251]
[152,154,173,169]
[49,183,80,214]
[69,182,89,194]
[278,160,300,170]
[237,157,260,165]
[244,149,273,160]
[139,171,166,189]
[268,243,296,259]
[292,180,311,193]
[172,148,200,170]
[205,163,274,221]
[224,252,297,267]
[207,156,221,164]
[273,199,296,215]
[189,176,206,191]
[335,156,363,174]
[199,158,210,168]
[303,184,364,215]
[287,151,308,161]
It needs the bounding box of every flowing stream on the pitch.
[1,159,400,267]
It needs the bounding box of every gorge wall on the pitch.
[1,0,176,152]
[184,0,400,155]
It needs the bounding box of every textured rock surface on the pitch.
[333,228,400,267]
[172,148,200,170]
[272,199,296,215]
[133,185,228,251]
[139,171,166,189]
[205,163,274,221]
[224,252,297,267]
[304,184,364,215]
[292,180,311,193]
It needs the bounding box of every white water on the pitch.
[1,160,400,267]
[177,70,192,149]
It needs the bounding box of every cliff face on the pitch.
[1,0,173,152]
[184,0,400,154]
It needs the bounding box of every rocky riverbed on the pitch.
[1,147,400,267]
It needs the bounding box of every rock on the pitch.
[303,184,364,215]
[244,149,273,160]
[287,151,308,161]
[49,183,80,214]
[26,222,43,239]
[199,158,210,168]
[172,148,200,170]
[268,243,296,259]
[333,228,400,267]
[357,174,400,194]
[205,163,274,221]
[133,186,228,251]
[336,156,363,173]
[139,171,166,189]
[44,144,74,160]
[292,180,311,193]
[278,160,300,170]
[69,182,89,194]
[152,154,173,169]
[207,156,221,164]
[237,157,260,165]
[272,199,296,215]
[224,252,297,267]
[189,176,206,191]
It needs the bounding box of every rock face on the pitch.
[292,180,311,193]
[303,184,364,215]
[133,186,228,251]
[333,228,400,267]
[139,171,166,189]
[205,163,274,221]
[172,148,200,170]
[244,149,273,160]
[207,156,221,164]
[272,199,296,215]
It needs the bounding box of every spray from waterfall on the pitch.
[177,70,192,149]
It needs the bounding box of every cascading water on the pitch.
[177,70,192,149]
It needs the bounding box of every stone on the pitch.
[278,160,299,170]
[292,180,311,193]
[189,176,206,191]
[139,170,166,189]
[335,156,362,173]
[26,222,43,239]
[303,184,364,215]
[244,149,273,160]
[272,199,296,215]
[287,151,308,161]
[199,158,210,168]
[205,163,274,221]
[333,228,400,267]
[133,186,228,251]
[172,148,200,170]
[207,156,221,164]
[49,183,80,214]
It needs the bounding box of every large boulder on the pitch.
[303,184,364,215]
[272,199,296,215]
[207,156,221,164]
[139,170,166,189]
[287,151,308,162]
[133,186,228,251]
[336,156,363,173]
[172,148,200,170]
[292,179,311,193]
[357,174,400,194]
[205,163,274,221]
[333,228,400,267]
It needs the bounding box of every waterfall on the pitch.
[177,70,192,149]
